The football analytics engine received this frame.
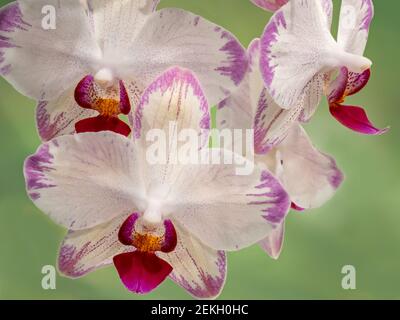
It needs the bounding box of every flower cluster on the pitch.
[0,0,386,299]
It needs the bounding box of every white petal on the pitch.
[58,214,132,278]
[268,124,344,209]
[159,223,226,299]
[0,0,98,100]
[87,0,158,55]
[260,0,335,109]
[121,8,247,106]
[218,39,302,153]
[167,149,290,251]
[24,132,147,230]
[337,0,374,55]
[259,222,284,260]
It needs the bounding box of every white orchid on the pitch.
[0,0,247,140]
[24,67,290,298]
[259,0,387,134]
[218,39,343,259]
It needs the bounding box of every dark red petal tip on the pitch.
[113,251,172,294]
[75,115,131,136]
[330,104,389,136]
[291,202,305,212]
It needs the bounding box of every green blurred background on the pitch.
[0,0,399,299]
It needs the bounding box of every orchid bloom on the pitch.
[24,67,290,298]
[260,0,387,134]
[250,0,289,12]
[0,0,247,140]
[218,39,343,259]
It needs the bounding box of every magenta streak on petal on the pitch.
[215,31,248,86]
[160,220,177,253]
[170,250,226,299]
[24,144,56,200]
[247,170,290,224]
[0,2,31,75]
[118,80,131,115]
[330,104,389,136]
[247,38,260,72]
[325,154,344,189]
[35,101,72,142]
[118,213,140,246]
[360,0,374,31]
[254,88,285,155]
[260,10,287,88]
[291,202,305,211]
[113,251,172,294]
[134,67,210,139]
[58,242,93,278]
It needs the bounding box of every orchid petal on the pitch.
[329,104,388,135]
[260,0,334,109]
[87,0,160,56]
[36,91,96,142]
[168,149,290,251]
[250,0,289,12]
[122,8,247,106]
[337,0,374,56]
[218,39,302,154]
[259,222,284,260]
[133,67,210,141]
[113,251,172,294]
[0,0,98,100]
[159,223,226,299]
[58,214,131,278]
[263,124,344,209]
[24,132,146,230]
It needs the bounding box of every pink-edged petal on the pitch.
[262,124,344,209]
[36,91,96,142]
[113,251,172,294]
[259,0,333,109]
[250,0,289,12]
[122,8,247,106]
[0,1,97,100]
[217,39,302,154]
[160,223,226,299]
[337,0,374,55]
[167,149,290,251]
[58,214,132,278]
[24,132,146,230]
[133,67,210,141]
[330,104,389,135]
[259,222,284,260]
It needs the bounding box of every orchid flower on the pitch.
[0,0,247,140]
[218,39,343,259]
[24,67,290,298]
[260,0,387,134]
[250,0,289,12]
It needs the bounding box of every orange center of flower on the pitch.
[93,98,121,117]
[132,232,164,252]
